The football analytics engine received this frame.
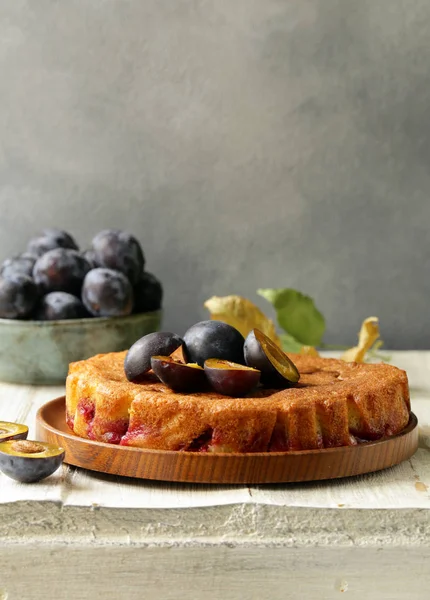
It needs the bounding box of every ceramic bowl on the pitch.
[0,310,162,385]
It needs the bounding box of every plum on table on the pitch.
[0,422,29,442]
[0,439,64,483]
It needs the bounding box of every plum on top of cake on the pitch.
[65,323,410,453]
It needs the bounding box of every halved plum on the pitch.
[0,422,28,442]
[204,359,261,397]
[151,355,207,392]
[0,439,65,483]
[244,329,300,386]
[124,332,183,382]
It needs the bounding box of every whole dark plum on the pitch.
[124,332,183,382]
[1,254,37,279]
[0,275,39,319]
[182,320,245,367]
[33,249,91,296]
[91,229,145,285]
[82,268,133,317]
[35,292,89,321]
[133,272,163,313]
[82,249,98,269]
[27,228,79,257]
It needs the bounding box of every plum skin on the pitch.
[27,229,79,257]
[1,255,36,279]
[124,332,184,382]
[151,356,207,392]
[0,275,39,319]
[82,249,98,269]
[204,359,261,397]
[183,320,245,367]
[35,292,88,320]
[82,268,133,317]
[91,229,145,285]
[33,248,91,296]
[133,272,163,313]
[244,330,275,374]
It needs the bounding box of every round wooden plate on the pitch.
[36,397,419,484]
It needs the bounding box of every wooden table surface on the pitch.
[1,351,429,600]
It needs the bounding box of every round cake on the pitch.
[65,351,411,452]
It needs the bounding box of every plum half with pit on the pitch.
[151,355,207,392]
[33,248,91,296]
[27,228,79,257]
[204,359,261,396]
[35,292,88,320]
[0,439,64,483]
[0,275,39,319]
[182,320,245,367]
[124,331,183,382]
[0,422,28,442]
[133,272,163,313]
[91,229,145,285]
[244,329,300,386]
[82,268,133,317]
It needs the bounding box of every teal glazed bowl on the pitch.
[0,310,162,385]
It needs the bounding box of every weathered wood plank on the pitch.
[1,545,430,600]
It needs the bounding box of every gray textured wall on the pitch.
[0,0,429,348]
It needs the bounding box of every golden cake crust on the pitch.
[65,351,411,452]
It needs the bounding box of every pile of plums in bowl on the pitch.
[124,321,300,397]
[0,228,163,385]
[0,228,162,320]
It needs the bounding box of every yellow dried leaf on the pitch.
[341,317,380,363]
[300,345,320,357]
[204,295,281,345]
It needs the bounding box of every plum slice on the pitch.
[151,356,207,392]
[244,329,300,386]
[204,359,261,397]
[0,439,64,483]
[0,422,29,442]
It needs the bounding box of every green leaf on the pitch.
[279,333,304,353]
[257,288,326,346]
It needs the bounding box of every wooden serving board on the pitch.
[36,397,419,484]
